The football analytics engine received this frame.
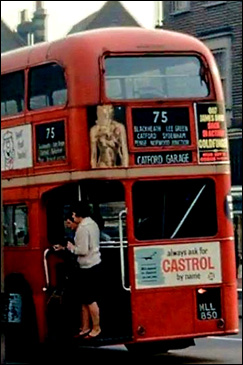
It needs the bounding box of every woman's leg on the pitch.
[80,304,90,334]
[88,301,101,336]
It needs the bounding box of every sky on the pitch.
[1,1,157,42]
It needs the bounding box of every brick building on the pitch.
[157,1,242,275]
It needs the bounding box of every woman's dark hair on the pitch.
[65,212,74,222]
[72,201,90,218]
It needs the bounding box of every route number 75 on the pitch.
[153,111,168,123]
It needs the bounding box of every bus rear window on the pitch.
[133,179,217,240]
[28,63,67,110]
[1,71,24,117]
[105,56,209,100]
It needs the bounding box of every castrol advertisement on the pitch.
[134,242,222,289]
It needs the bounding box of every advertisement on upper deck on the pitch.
[195,103,229,164]
[1,125,33,171]
[134,242,222,289]
[88,105,129,169]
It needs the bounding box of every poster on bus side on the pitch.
[1,125,33,171]
[134,242,222,289]
[194,103,229,164]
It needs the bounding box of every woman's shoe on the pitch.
[73,329,91,338]
[83,329,101,339]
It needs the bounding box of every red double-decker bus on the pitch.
[1,27,239,359]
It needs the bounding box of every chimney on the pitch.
[17,9,33,45]
[36,1,43,10]
[32,1,47,43]
[155,1,163,29]
[20,10,28,23]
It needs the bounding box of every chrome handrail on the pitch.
[43,248,51,292]
[119,209,130,292]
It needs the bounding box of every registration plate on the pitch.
[197,288,221,320]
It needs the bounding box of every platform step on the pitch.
[75,335,132,347]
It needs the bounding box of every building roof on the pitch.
[68,1,141,34]
[1,19,26,53]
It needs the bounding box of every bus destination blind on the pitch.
[135,151,192,166]
[36,120,66,163]
[132,107,191,148]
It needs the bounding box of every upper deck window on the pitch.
[28,63,67,110]
[1,71,24,117]
[105,56,209,100]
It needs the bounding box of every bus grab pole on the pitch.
[43,248,51,291]
[119,209,130,292]
[171,184,206,239]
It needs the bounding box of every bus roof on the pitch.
[1,27,213,73]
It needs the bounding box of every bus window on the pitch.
[62,201,126,243]
[1,71,24,117]
[133,178,217,240]
[98,201,126,242]
[45,180,126,245]
[105,56,209,99]
[3,204,29,246]
[28,63,67,110]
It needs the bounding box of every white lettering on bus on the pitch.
[136,133,157,139]
[162,132,187,139]
[175,125,189,132]
[166,153,190,164]
[137,155,163,164]
[150,140,170,146]
[134,126,162,132]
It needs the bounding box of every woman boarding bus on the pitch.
[1,27,238,358]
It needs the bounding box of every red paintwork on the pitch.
[2,27,238,345]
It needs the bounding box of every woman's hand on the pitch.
[67,241,75,252]
[53,244,65,251]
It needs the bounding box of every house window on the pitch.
[202,35,232,124]
[204,1,227,6]
[229,138,242,187]
[213,49,227,100]
[171,1,190,13]
[3,204,29,246]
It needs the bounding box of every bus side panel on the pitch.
[33,293,48,343]
[4,250,47,342]
[222,286,239,330]
[4,250,45,294]
[221,240,238,284]
[131,289,194,341]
